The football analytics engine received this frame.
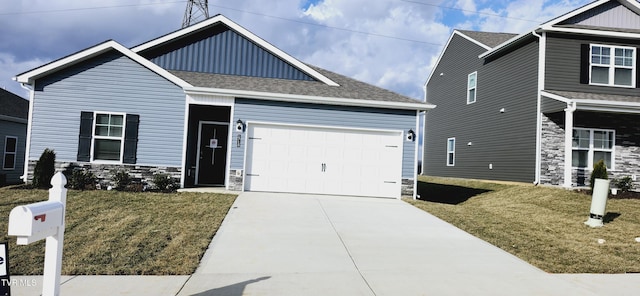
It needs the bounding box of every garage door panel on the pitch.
[245,123,402,198]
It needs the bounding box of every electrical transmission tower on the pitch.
[182,0,210,28]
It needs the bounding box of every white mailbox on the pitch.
[8,200,64,245]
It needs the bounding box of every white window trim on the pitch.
[90,111,127,164]
[3,136,17,170]
[572,127,615,170]
[467,72,477,104]
[589,44,636,88]
[447,137,455,166]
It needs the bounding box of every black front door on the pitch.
[196,122,229,185]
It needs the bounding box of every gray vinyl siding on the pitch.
[424,34,539,182]
[232,99,417,179]
[545,33,640,96]
[1,120,27,183]
[31,51,185,166]
[145,27,315,81]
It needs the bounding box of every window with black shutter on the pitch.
[77,112,139,163]
[581,43,636,87]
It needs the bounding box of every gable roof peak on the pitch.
[480,0,640,59]
[131,14,340,87]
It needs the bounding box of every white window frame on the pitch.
[447,137,455,166]
[91,112,126,163]
[3,136,17,170]
[572,128,615,170]
[467,72,477,104]
[589,44,636,88]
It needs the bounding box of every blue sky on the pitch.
[0,0,594,100]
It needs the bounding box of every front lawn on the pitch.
[1,187,236,275]
[406,176,640,273]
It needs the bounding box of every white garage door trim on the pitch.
[242,121,404,198]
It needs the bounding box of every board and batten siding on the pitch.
[143,27,315,81]
[424,34,539,182]
[232,99,417,179]
[1,120,27,183]
[545,33,640,96]
[31,51,186,166]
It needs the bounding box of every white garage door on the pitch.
[244,123,403,198]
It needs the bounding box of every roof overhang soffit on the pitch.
[132,14,340,87]
[184,87,436,111]
[14,40,191,88]
[542,90,640,114]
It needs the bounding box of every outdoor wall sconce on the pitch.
[236,119,244,132]
[467,142,473,146]
[406,129,415,142]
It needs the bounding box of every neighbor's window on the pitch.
[572,128,615,169]
[467,72,477,104]
[590,44,635,87]
[447,137,455,166]
[3,136,17,170]
[93,113,125,161]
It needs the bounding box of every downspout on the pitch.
[19,82,35,183]
[532,30,545,185]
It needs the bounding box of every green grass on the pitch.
[406,176,640,274]
[0,187,236,275]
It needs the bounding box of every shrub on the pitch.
[152,173,179,192]
[590,159,608,189]
[111,169,131,191]
[613,176,634,192]
[33,148,56,189]
[67,169,97,190]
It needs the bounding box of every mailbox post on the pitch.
[8,172,67,296]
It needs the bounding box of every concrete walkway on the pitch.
[9,192,640,295]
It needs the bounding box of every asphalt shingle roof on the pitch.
[0,88,28,120]
[545,90,640,104]
[170,65,424,104]
[457,30,518,48]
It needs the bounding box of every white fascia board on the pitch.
[541,91,573,103]
[542,90,640,113]
[132,15,339,87]
[184,87,436,111]
[478,32,533,59]
[539,27,640,39]
[537,0,610,29]
[14,40,191,88]
[425,30,489,88]
[574,99,640,113]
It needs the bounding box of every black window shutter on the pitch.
[123,114,139,164]
[580,44,590,84]
[77,111,93,162]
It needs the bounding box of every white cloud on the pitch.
[0,0,597,101]
[0,53,47,98]
[455,0,477,16]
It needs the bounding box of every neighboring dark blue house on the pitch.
[15,15,433,198]
[424,0,640,188]
[0,88,28,185]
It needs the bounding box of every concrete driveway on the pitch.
[177,192,603,296]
